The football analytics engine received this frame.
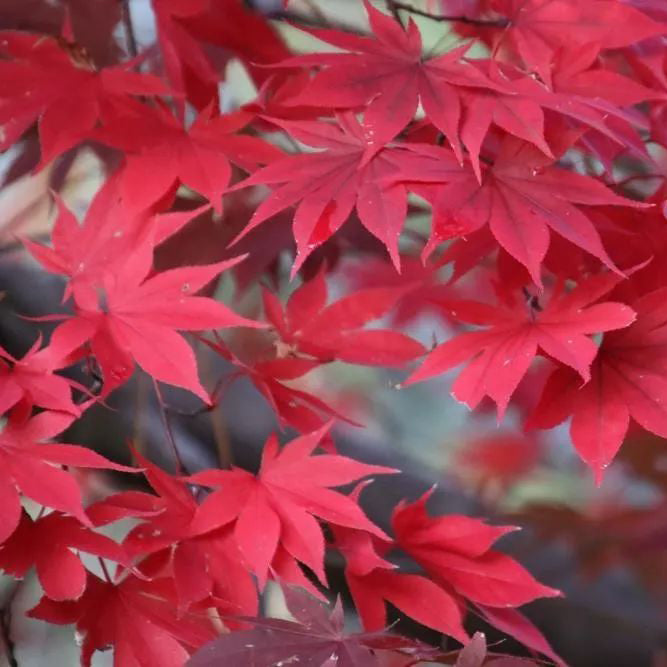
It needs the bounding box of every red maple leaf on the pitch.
[493,0,666,86]
[121,450,259,617]
[278,0,499,155]
[0,31,168,164]
[188,424,396,587]
[47,227,262,400]
[203,337,354,434]
[0,335,80,416]
[232,113,422,272]
[23,177,210,305]
[529,286,667,482]
[405,273,635,416]
[391,488,562,661]
[0,510,131,600]
[93,103,283,213]
[334,525,469,642]
[28,572,216,667]
[0,411,135,542]
[262,269,426,366]
[449,58,651,180]
[396,136,646,283]
[392,489,561,608]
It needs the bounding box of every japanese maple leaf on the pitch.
[0,336,79,416]
[529,287,667,482]
[396,136,646,284]
[454,58,649,180]
[49,231,262,401]
[0,511,130,600]
[121,451,259,616]
[0,411,136,543]
[405,273,636,416]
[28,572,217,667]
[187,585,419,667]
[454,61,554,181]
[23,176,210,306]
[278,0,500,154]
[205,338,354,434]
[493,0,666,86]
[188,424,396,587]
[525,45,659,166]
[151,0,219,115]
[475,606,565,666]
[392,489,561,610]
[547,44,661,108]
[231,113,417,272]
[93,104,283,213]
[0,31,168,165]
[334,525,469,642]
[262,269,426,366]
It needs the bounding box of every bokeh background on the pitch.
[0,1,666,665]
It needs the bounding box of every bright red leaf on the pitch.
[0,31,168,164]
[188,424,396,586]
[93,104,282,213]
[263,269,426,366]
[0,510,130,600]
[529,287,667,482]
[0,411,135,543]
[232,113,420,271]
[47,228,262,401]
[405,273,636,417]
[29,572,216,667]
[279,0,500,155]
[396,137,646,284]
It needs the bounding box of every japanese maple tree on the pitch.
[0,0,666,665]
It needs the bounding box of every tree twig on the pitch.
[387,0,508,27]
[152,379,187,474]
[0,584,19,667]
[121,0,139,58]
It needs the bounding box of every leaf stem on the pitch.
[98,557,112,583]
[152,379,187,474]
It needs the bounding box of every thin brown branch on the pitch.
[387,1,509,27]
[0,611,16,667]
[121,0,139,58]
[152,379,187,474]
[0,583,19,667]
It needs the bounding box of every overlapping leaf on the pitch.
[405,273,636,416]
[0,511,130,600]
[0,411,135,542]
[29,572,216,667]
[93,104,282,213]
[263,268,426,366]
[529,287,667,482]
[278,0,500,156]
[231,113,417,271]
[395,137,646,283]
[188,424,396,586]
[0,31,168,164]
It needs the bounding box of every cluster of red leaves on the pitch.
[1,0,667,664]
